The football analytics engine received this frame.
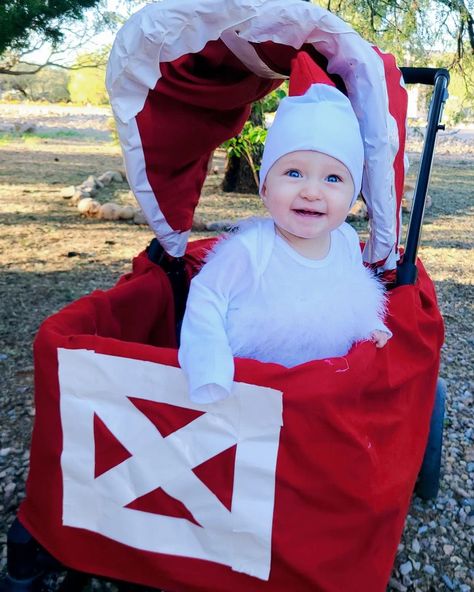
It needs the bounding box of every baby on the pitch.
[179,52,391,404]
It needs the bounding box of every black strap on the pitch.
[146,238,188,342]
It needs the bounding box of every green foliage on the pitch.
[311,0,473,65]
[67,50,108,105]
[0,0,101,56]
[261,84,288,114]
[223,122,267,186]
[0,66,69,101]
[438,55,474,124]
[310,0,474,122]
[224,122,267,164]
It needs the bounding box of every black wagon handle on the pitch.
[396,67,450,286]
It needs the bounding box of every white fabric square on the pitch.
[58,348,283,580]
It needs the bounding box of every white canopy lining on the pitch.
[106,0,405,268]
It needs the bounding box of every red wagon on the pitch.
[2,1,449,591]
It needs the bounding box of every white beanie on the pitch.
[259,53,364,206]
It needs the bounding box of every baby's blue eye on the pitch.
[326,174,341,183]
[286,169,302,178]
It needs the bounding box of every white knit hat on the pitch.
[259,52,364,206]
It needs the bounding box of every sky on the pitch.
[25,0,149,66]
[24,0,463,68]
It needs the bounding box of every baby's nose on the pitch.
[301,180,322,200]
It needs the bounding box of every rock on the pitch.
[133,210,147,225]
[98,202,121,221]
[423,565,436,575]
[87,200,101,217]
[207,152,214,175]
[400,561,413,576]
[98,171,124,185]
[388,577,407,591]
[70,190,84,205]
[0,122,15,133]
[15,122,36,134]
[77,197,100,216]
[98,170,123,185]
[441,574,455,590]
[453,485,471,498]
[78,175,103,195]
[205,219,235,232]
[86,175,103,189]
[78,186,98,198]
[60,186,76,199]
[4,482,16,495]
[402,190,413,212]
[118,205,136,220]
[77,198,94,215]
[401,186,432,213]
[443,544,454,556]
[347,199,368,221]
[411,539,421,553]
[97,172,113,186]
[417,525,428,535]
[192,215,208,231]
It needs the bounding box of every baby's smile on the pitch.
[293,208,325,217]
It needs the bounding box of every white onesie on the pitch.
[179,218,389,403]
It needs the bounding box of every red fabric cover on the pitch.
[19,240,443,592]
[288,51,336,96]
[135,39,282,232]
[252,41,347,93]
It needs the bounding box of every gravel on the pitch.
[0,105,473,591]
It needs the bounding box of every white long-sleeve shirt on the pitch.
[179,218,389,403]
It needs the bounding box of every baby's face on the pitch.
[261,150,354,256]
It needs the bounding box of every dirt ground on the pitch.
[0,104,473,591]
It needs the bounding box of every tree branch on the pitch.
[0,52,107,75]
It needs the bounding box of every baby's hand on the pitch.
[371,330,390,348]
[190,383,230,404]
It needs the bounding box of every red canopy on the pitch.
[107,0,407,269]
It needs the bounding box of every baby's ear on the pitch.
[261,183,267,201]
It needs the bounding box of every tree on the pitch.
[434,52,474,122]
[313,0,473,62]
[67,49,109,104]
[0,65,70,101]
[222,104,267,194]
[0,0,101,56]
[0,0,140,76]
[222,87,287,194]
[222,0,473,193]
